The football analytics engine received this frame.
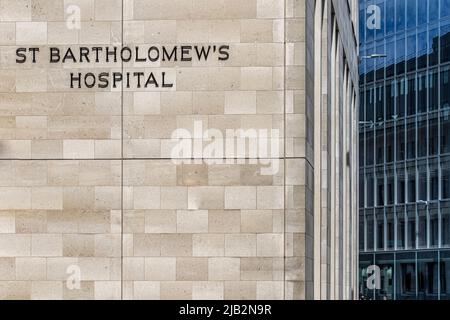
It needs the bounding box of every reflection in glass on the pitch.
[407,205,416,249]
[397,206,406,249]
[375,254,394,300]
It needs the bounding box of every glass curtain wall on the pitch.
[359,0,450,299]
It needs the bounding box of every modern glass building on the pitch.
[359,0,450,299]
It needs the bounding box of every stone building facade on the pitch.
[0,0,358,300]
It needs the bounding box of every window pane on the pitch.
[367,130,374,165]
[417,31,427,70]
[442,157,450,199]
[417,72,427,113]
[442,201,450,246]
[396,0,406,32]
[397,123,405,161]
[386,208,395,249]
[397,78,406,117]
[407,76,416,116]
[360,210,365,251]
[376,128,384,165]
[429,204,439,247]
[440,251,450,300]
[386,124,394,163]
[407,205,416,249]
[407,163,416,203]
[418,161,427,201]
[407,34,416,72]
[396,252,417,300]
[397,206,406,249]
[441,23,450,64]
[429,112,439,156]
[429,28,439,67]
[441,68,450,109]
[429,159,439,200]
[417,251,439,300]
[441,109,450,154]
[406,121,416,159]
[397,164,406,204]
[367,209,375,251]
[442,0,450,18]
[406,0,417,29]
[396,37,406,75]
[376,83,384,122]
[429,69,439,111]
[418,118,427,158]
[375,254,395,300]
[417,206,427,248]
[377,167,385,206]
[367,170,375,207]
[376,209,385,250]
[417,0,427,25]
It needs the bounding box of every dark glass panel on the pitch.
[440,251,450,300]
[396,78,406,117]
[360,209,365,251]
[366,86,375,122]
[360,173,365,207]
[429,159,439,200]
[418,161,427,201]
[442,157,450,199]
[367,169,375,207]
[442,201,450,246]
[417,251,439,300]
[407,162,416,203]
[428,69,439,111]
[386,0,395,36]
[396,252,417,300]
[407,204,416,249]
[417,72,427,113]
[359,132,365,166]
[386,207,395,249]
[397,205,406,249]
[441,109,450,154]
[386,80,395,119]
[386,123,394,162]
[406,120,416,159]
[407,34,416,72]
[417,117,427,158]
[376,166,385,206]
[396,37,406,75]
[429,112,439,156]
[417,31,427,70]
[397,164,406,204]
[429,0,439,21]
[367,130,375,166]
[376,83,384,122]
[429,203,439,248]
[441,68,450,109]
[376,127,384,165]
[406,76,416,116]
[367,209,375,251]
[417,205,427,248]
[376,208,385,250]
[396,122,405,161]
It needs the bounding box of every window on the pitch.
[429,28,439,67]
[376,127,384,164]
[407,205,416,249]
[376,209,385,250]
[367,170,375,207]
[397,78,406,117]
[367,209,375,251]
[429,70,439,111]
[397,123,405,161]
[441,68,450,109]
[397,164,406,204]
[417,206,427,248]
[406,76,416,116]
[386,80,395,119]
[429,204,439,248]
[442,157,450,199]
[442,201,450,246]
[406,0,417,29]
[429,159,439,200]
[386,208,395,250]
[386,125,394,163]
[417,117,427,158]
[396,252,417,300]
[441,23,450,64]
[442,0,450,18]
[397,206,406,249]
[376,83,384,122]
[407,34,416,72]
[441,109,450,154]
[417,252,439,299]
[417,0,427,26]
[396,0,406,32]
[417,31,427,70]
[407,163,416,203]
[406,121,416,159]
[417,72,427,113]
[359,210,365,251]
[418,161,427,201]
[377,167,385,206]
